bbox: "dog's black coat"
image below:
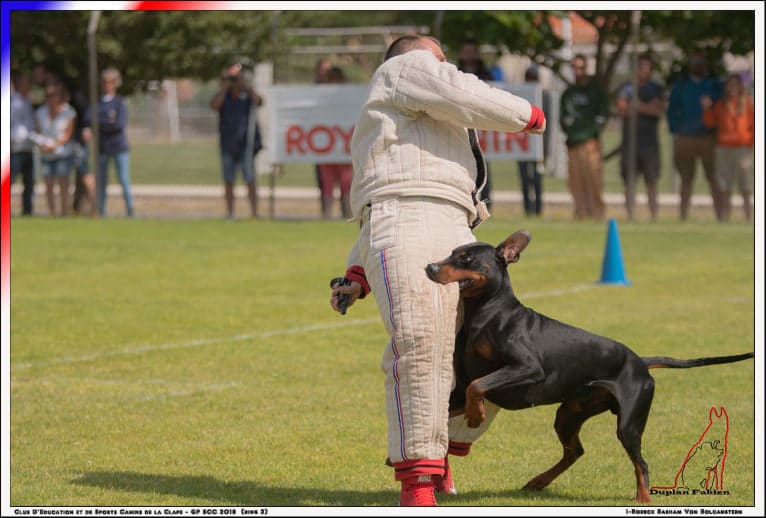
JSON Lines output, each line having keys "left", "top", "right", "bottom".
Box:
{"left": 425, "top": 230, "right": 753, "bottom": 502}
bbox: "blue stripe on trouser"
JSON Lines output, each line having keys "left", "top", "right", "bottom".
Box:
{"left": 380, "top": 248, "right": 407, "bottom": 461}
{"left": 361, "top": 198, "right": 477, "bottom": 463}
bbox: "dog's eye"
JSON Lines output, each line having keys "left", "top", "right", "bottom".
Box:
{"left": 458, "top": 254, "right": 473, "bottom": 265}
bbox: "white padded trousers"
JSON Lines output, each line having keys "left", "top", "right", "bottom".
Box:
{"left": 358, "top": 196, "right": 475, "bottom": 463}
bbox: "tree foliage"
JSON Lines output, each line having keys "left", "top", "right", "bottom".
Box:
{"left": 407, "top": 10, "right": 755, "bottom": 90}
{"left": 9, "top": 9, "right": 755, "bottom": 95}
{"left": 647, "top": 10, "right": 755, "bottom": 82}
{"left": 10, "top": 10, "right": 275, "bottom": 94}
{"left": 419, "top": 10, "right": 565, "bottom": 60}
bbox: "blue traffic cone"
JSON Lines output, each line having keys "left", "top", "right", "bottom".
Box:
{"left": 598, "top": 218, "right": 631, "bottom": 286}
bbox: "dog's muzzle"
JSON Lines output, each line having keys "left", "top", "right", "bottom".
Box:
{"left": 425, "top": 263, "right": 442, "bottom": 282}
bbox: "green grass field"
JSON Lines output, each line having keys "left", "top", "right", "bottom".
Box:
{"left": 9, "top": 216, "right": 755, "bottom": 508}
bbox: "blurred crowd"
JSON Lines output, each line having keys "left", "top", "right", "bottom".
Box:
{"left": 570, "top": 50, "right": 754, "bottom": 223}
{"left": 11, "top": 43, "right": 754, "bottom": 223}
{"left": 10, "top": 63, "right": 134, "bottom": 218}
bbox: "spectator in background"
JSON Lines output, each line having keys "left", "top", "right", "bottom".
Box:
{"left": 327, "top": 66, "right": 344, "bottom": 81}
{"left": 517, "top": 65, "right": 549, "bottom": 217}
{"left": 10, "top": 71, "right": 36, "bottom": 216}
{"left": 314, "top": 57, "right": 332, "bottom": 84}
{"left": 667, "top": 52, "right": 724, "bottom": 221}
{"left": 89, "top": 67, "right": 134, "bottom": 217}
{"left": 615, "top": 54, "right": 665, "bottom": 222}
{"left": 35, "top": 80, "right": 76, "bottom": 217}
{"left": 457, "top": 39, "right": 494, "bottom": 205}
{"left": 702, "top": 73, "right": 754, "bottom": 222}
{"left": 457, "top": 39, "right": 493, "bottom": 81}
{"left": 210, "top": 63, "right": 263, "bottom": 219}
{"left": 70, "top": 83, "right": 96, "bottom": 216}
{"left": 317, "top": 66, "right": 354, "bottom": 219}
{"left": 489, "top": 48, "right": 506, "bottom": 82}
{"left": 29, "top": 62, "right": 52, "bottom": 108}
{"left": 314, "top": 57, "right": 333, "bottom": 216}
{"left": 559, "top": 53, "right": 609, "bottom": 220}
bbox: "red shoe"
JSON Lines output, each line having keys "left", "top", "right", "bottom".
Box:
{"left": 400, "top": 475, "right": 438, "bottom": 506}
{"left": 433, "top": 456, "right": 457, "bottom": 495}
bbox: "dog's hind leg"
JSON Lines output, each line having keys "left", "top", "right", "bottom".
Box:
{"left": 613, "top": 376, "right": 655, "bottom": 503}
{"left": 523, "top": 392, "right": 612, "bottom": 491}
{"left": 610, "top": 374, "right": 654, "bottom": 503}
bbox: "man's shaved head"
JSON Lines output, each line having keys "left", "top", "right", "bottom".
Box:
{"left": 384, "top": 35, "right": 445, "bottom": 62}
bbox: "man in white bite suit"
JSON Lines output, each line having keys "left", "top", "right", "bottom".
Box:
{"left": 330, "top": 35, "right": 546, "bottom": 506}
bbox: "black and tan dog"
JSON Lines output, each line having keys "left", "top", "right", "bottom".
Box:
{"left": 425, "top": 230, "right": 753, "bottom": 503}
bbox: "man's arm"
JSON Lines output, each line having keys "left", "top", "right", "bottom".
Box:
{"left": 666, "top": 81, "right": 683, "bottom": 134}
{"left": 635, "top": 83, "right": 666, "bottom": 118}
{"left": 343, "top": 237, "right": 370, "bottom": 300}
{"left": 247, "top": 87, "right": 264, "bottom": 107}
{"left": 210, "top": 82, "right": 228, "bottom": 111}
{"left": 558, "top": 88, "right": 576, "bottom": 135}
{"left": 701, "top": 99, "right": 718, "bottom": 129}
{"left": 615, "top": 83, "right": 632, "bottom": 117}
{"left": 391, "top": 50, "right": 544, "bottom": 134}
{"left": 636, "top": 98, "right": 665, "bottom": 118}
{"left": 594, "top": 83, "right": 610, "bottom": 133}
{"left": 330, "top": 236, "right": 371, "bottom": 314}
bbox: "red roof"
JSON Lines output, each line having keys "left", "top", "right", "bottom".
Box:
{"left": 548, "top": 12, "right": 599, "bottom": 43}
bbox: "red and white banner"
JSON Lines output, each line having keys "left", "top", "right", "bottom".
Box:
{"left": 268, "top": 83, "right": 544, "bottom": 164}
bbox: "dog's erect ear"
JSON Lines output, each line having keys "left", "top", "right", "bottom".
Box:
{"left": 496, "top": 230, "right": 532, "bottom": 265}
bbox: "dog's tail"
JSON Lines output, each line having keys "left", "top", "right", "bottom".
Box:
{"left": 643, "top": 352, "right": 753, "bottom": 370}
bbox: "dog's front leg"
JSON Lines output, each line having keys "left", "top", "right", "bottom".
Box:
{"left": 465, "top": 365, "right": 543, "bottom": 427}
{"left": 464, "top": 395, "right": 485, "bottom": 428}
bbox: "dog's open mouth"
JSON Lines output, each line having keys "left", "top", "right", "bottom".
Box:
{"left": 425, "top": 264, "right": 485, "bottom": 293}
{"left": 457, "top": 273, "right": 486, "bottom": 296}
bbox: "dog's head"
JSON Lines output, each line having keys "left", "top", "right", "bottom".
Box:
{"left": 425, "top": 230, "right": 531, "bottom": 299}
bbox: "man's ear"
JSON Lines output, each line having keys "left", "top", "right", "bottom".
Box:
{"left": 496, "top": 230, "right": 532, "bottom": 265}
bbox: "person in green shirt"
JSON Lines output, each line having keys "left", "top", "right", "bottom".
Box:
{"left": 559, "top": 54, "right": 610, "bottom": 220}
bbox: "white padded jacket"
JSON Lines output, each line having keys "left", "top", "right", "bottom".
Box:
{"left": 349, "top": 49, "right": 538, "bottom": 220}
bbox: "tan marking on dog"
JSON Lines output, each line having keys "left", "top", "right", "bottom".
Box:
{"left": 473, "top": 340, "right": 495, "bottom": 361}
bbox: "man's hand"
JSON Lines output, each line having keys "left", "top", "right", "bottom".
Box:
{"left": 330, "top": 280, "right": 363, "bottom": 314}
{"left": 615, "top": 98, "right": 630, "bottom": 117}
{"left": 40, "top": 141, "right": 57, "bottom": 153}
{"left": 523, "top": 105, "right": 546, "bottom": 134}
{"left": 248, "top": 88, "right": 264, "bottom": 107}
{"left": 526, "top": 117, "right": 546, "bottom": 135}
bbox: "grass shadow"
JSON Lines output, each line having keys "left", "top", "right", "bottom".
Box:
{"left": 70, "top": 471, "right": 624, "bottom": 507}
{"left": 71, "top": 471, "right": 386, "bottom": 506}
{"left": 458, "top": 488, "right": 630, "bottom": 506}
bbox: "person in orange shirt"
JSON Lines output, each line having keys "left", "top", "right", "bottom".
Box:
{"left": 702, "top": 74, "right": 754, "bottom": 222}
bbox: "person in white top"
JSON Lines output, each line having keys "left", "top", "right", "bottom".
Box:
{"left": 10, "top": 71, "right": 37, "bottom": 215}
{"left": 35, "top": 80, "right": 76, "bottom": 217}
{"left": 329, "top": 35, "right": 545, "bottom": 506}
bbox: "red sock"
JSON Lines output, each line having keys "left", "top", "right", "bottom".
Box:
{"left": 448, "top": 441, "right": 472, "bottom": 456}
{"left": 393, "top": 458, "right": 446, "bottom": 481}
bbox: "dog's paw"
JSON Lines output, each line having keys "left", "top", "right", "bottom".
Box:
{"left": 465, "top": 399, "right": 486, "bottom": 428}
{"left": 522, "top": 477, "right": 549, "bottom": 491}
